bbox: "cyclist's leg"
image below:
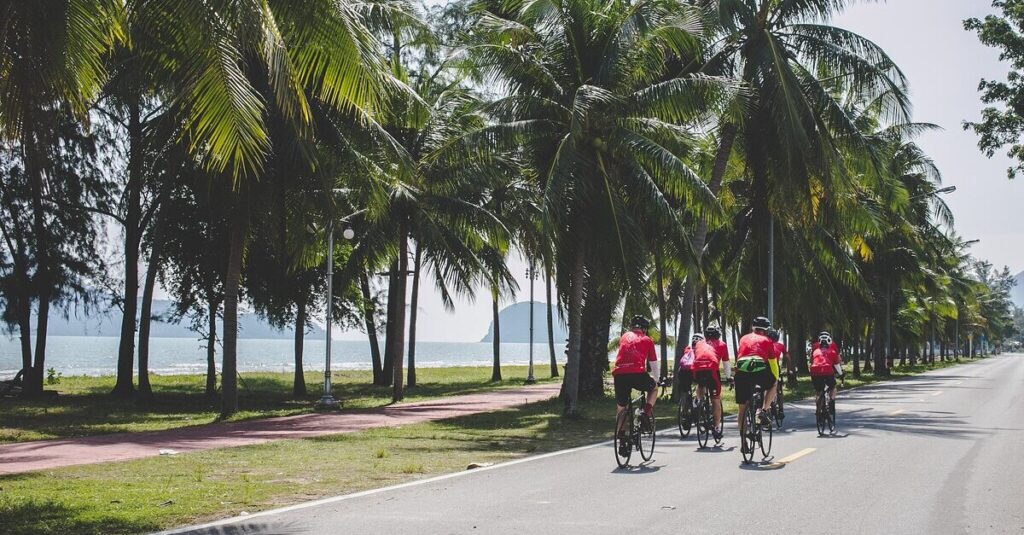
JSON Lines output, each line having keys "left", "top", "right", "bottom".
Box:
{"left": 711, "top": 370, "right": 723, "bottom": 430}
{"left": 828, "top": 375, "right": 837, "bottom": 402}
{"left": 811, "top": 376, "right": 826, "bottom": 412}
{"left": 735, "top": 370, "right": 752, "bottom": 435}
{"left": 643, "top": 374, "right": 658, "bottom": 413}
{"left": 613, "top": 375, "right": 631, "bottom": 434}
{"left": 762, "top": 368, "right": 778, "bottom": 413}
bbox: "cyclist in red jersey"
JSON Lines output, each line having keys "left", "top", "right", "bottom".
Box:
{"left": 734, "top": 317, "right": 777, "bottom": 447}
{"left": 810, "top": 332, "right": 843, "bottom": 405}
{"left": 767, "top": 329, "right": 790, "bottom": 418}
{"left": 613, "top": 316, "right": 659, "bottom": 452}
{"left": 703, "top": 326, "right": 732, "bottom": 379}
{"left": 692, "top": 329, "right": 727, "bottom": 440}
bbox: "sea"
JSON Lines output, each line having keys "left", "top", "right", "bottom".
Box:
{"left": 0, "top": 336, "right": 570, "bottom": 377}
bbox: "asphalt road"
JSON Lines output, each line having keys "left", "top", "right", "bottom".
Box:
{"left": 163, "top": 354, "right": 1024, "bottom": 535}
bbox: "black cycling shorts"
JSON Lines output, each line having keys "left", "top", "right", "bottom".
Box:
{"left": 812, "top": 375, "right": 836, "bottom": 392}
{"left": 613, "top": 373, "right": 656, "bottom": 406}
{"left": 734, "top": 368, "right": 776, "bottom": 405}
{"left": 677, "top": 367, "right": 693, "bottom": 392}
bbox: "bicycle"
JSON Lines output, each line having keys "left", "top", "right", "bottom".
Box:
{"left": 740, "top": 384, "right": 773, "bottom": 464}
{"left": 676, "top": 379, "right": 697, "bottom": 438}
{"left": 815, "top": 376, "right": 843, "bottom": 436}
{"left": 693, "top": 376, "right": 722, "bottom": 448}
{"left": 614, "top": 390, "right": 656, "bottom": 467}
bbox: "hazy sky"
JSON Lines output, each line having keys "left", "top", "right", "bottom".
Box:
{"left": 352, "top": 0, "right": 1022, "bottom": 343}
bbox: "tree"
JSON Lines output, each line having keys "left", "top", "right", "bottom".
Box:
{"left": 965, "top": 1, "right": 1024, "bottom": 179}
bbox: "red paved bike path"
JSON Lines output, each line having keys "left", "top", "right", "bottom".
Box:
{"left": 0, "top": 382, "right": 561, "bottom": 476}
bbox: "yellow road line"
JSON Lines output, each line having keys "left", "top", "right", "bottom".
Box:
{"left": 889, "top": 409, "right": 905, "bottom": 416}
{"left": 775, "top": 448, "right": 816, "bottom": 464}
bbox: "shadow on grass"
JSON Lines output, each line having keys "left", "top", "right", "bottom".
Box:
{"left": 0, "top": 498, "right": 160, "bottom": 535}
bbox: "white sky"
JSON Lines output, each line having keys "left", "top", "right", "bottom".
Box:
{"left": 151, "top": 0, "right": 1023, "bottom": 344}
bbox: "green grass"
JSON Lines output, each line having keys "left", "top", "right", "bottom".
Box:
{"left": 0, "top": 357, "right": 983, "bottom": 535}
{"left": 0, "top": 366, "right": 557, "bottom": 443}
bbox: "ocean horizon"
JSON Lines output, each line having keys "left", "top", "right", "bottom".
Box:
{"left": 0, "top": 335, "right": 578, "bottom": 377}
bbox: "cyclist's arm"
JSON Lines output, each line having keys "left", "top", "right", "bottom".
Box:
{"left": 647, "top": 341, "right": 659, "bottom": 379}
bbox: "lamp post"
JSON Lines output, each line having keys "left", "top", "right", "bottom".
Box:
{"left": 525, "top": 263, "right": 538, "bottom": 384}
{"left": 909, "top": 185, "right": 956, "bottom": 201}
{"left": 316, "top": 220, "right": 355, "bottom": 409}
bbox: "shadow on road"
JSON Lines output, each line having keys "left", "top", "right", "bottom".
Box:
{"left": 176, "top": 521, "right": 307, "bottom": 535}
{"left": 611, "top": 463, "right": 663, "bottom": 474}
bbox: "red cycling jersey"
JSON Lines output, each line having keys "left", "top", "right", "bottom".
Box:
{"left": 707, "top": 338, "right": 730, "bottom": 362}
{"left": 810, "top": 346, "right": 841, "bottom": 376}
{"left": 773, "top": 341, "right": 787, "bottom": 361}
{"left": 737, "top": 332, "right": 774, "bottom": 361}
{"left": 692, "top": 340, "right": 721, "bottom": 371}
{"left": 613, "top": 329, "right": 657, "bottom": 376}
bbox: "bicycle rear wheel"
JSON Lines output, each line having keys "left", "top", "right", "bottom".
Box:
{"left": 614, "top": 409, "right": 631, "bottom": 468}
{"left": 815, "top": 393, "right": 827, "bottom": 436}
{"left": 759, "top": 411, "right": 773, "bottom": 458}
{"left": 741, "top": 404, "right": 756, "bottom": 463}
{"left": 638, "top": 408, "right": 656, "bottom": 461}
{"left": 696, "top": 401, "right": 710, "bottom": 448}
{"left": 828, "top": 398, "right": 837, "bottom": 434}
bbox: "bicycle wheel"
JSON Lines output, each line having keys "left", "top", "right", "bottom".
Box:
{"left": 677, "top": 394, "right": 692, "bottom": 438}
{"left": 759, "top": 410, "right": 773, "bottom": 458}
{"left": 815, "top": 393, "right": 827, "bottom": 436}
{"left": 614, "top": 409, "right": 631, "bottom": 468}
{"left": 828, "top": 398, "right": 837, "bottom": 434}
{"left": 696, "top": 401, "right": 710, "bottom": 448}
{"left": 741, "top": 404, "right": 756, "bottom": 463}
{"left": 638, "top": 407, "right": 656, "bottom": 461}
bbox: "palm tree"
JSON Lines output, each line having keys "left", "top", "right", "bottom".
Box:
{"left": 463, "top": 0, "right": 725, "bottom": 414}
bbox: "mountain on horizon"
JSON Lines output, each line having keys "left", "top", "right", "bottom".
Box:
{"left": 1013, "top": 271, "right": 1024, "bottom": 309}
{"left": 40, "top": 299, "right": 325, "bottom": 339}
{"left": 480, "top": 301, "right": 568, "bottom": 343}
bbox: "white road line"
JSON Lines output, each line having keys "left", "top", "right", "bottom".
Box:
{"left": 889, "top": 409, "right": 905, "bottom": 416}
{"left": 931, "top": 391, "right": 943, "bottom": 397}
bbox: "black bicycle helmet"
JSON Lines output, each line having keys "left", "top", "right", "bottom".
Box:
{"left": 752, "top": 316, "right": 771, "bottom": 331}
{"left": 691, "top": 333, "right": 705, "bottom": 345}
{"left": 630, "top": 315, "right": 650, "bottom": 331}
{"left": 704, "top": 326, "right": 721, "bottom": 339}
{"left": 767, "top": 329, "right": 780, "bottom": 342}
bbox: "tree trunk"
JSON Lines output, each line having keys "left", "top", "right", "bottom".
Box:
{"left": 293, "top": 298, "right": 307, "bottom": 397}
{"left": 560, "top": 248, "right": 585, "bottom": 416}
{"left": 546, "top": 270, "right": 558, "bottom": 377}
{"left": 391, "top": 230, "right": 409, "bottom": 402}
{"left": 676, "top": 123, "right": 738, "bottom": 372}
{"left": 407, "top": 246, "right": 422, "bottom": 388}
{"left": 490, "top": 283, "right": 502, "bottom": 382}
{"left": 24, "top": 129, "right": 46, "bottom": 396}
{"left": 17, "top": 294, "right": 31, "bottom": 377}
{"left": 360, "top": 270, "right": 384, "bottom": 385}
{"left": 137, "top": 237, "right": 161, "bottom": 400}
{"left": 113, "top": 101, "right": 144, "bottom": 398}
{"left": 655, "top": 247, "right": 668, "bottom": 380}
{"left": 852, "top": 332, "right": 861, "bottom": 377}
{"left": 220, "top": 194, "right": 248, "bottom": 418}
{"left": 206, "top": 299, "right": 218, "bottom": 397}
{"left": 579, "top": 278, "right": 614, "bottom": 400}
{"left": 794, "top": 320, "right": 808, "bottom": 375}
{"left": 381, "top": 260, "right": 398, "bottom": 387}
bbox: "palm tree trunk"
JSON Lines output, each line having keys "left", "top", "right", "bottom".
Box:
{"left": 407, "top": 245, "right": 422, "bottom": 388}
{"left": 360, "top": 270, "right": 384, "bottom": 385}
{"left": 391, "top": 229, "right": 409, "bottom": 402}
{"left": 852, "top": 332, "right": 861, "bottom": 377}
{"left": 220, "top": 194, "right": 248, "bottom": 418}
{"left": 381, "top": 261, "right": 398, "bottom": 387}
{"left": 17, "top": 291, "right": 31, "bottom": 377}
{"left": 676, "top": 122, "right": 738, "bottom": 370}
{"left": 546, "top": 270, "right": 558, "bottom": 377}
{"left": 655, "top": 247, "right": 668, "bottom": 380}
{"left": 137, "top": 238, "right": 161, "bottom": 400}
{"left": 26, "top": 137, "right": 48, "bottom": 397}
{"left": 293, "top": 297, "right": 307, "bottom": 397}
{"left": 490, "top": 283, "right": 502, "bottom": 382}
{"left": 205, "top": 298, "right": 218, "bottom": 397}
{"left": 561, "top": 248, "right": 585, "bottom": 416}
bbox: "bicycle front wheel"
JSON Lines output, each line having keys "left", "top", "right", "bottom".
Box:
{"left": 614, "top": 409, "right": 631, "bottom": 468}
{"left": 639, "top": 409, "right": 656, "bottom": 461}
{"left": 816, "top": 394, "right": 827, "bottom": 436}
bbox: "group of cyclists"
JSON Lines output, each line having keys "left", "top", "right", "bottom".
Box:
{"left": 612, "top": 314, "right": 845, "bottom": 461}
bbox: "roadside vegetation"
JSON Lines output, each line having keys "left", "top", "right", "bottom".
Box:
{"left": 0, "top": 366, "right": 556, "bottom": 443}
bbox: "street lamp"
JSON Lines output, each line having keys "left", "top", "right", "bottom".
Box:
{"left": 316, "top": 222, "right": 355, "bottom": 409}
{"left": 525, "top": 263, "right": 539, "bottom": 384}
